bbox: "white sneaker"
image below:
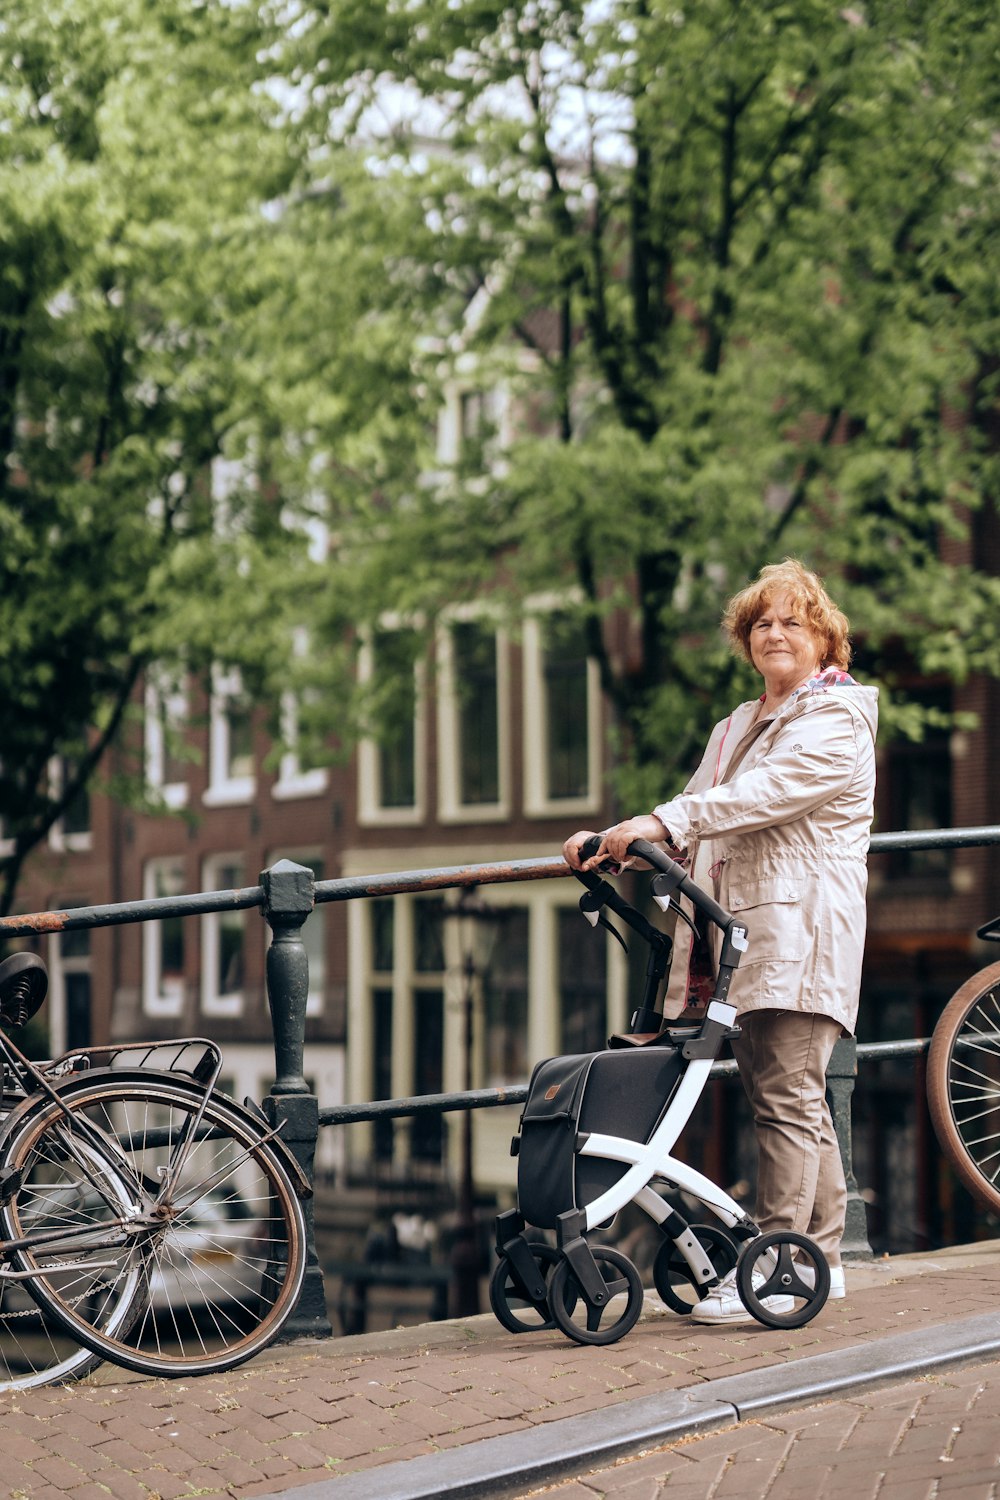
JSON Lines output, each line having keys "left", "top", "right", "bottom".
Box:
{"left": 796, "top": 1263, "right": 846, "bottom": 1299}
{"left": 690, "top": 1266, "right": 794, "bottom": 1325}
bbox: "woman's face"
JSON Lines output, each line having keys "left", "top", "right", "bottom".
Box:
{"left": 748, "top": 590, "right": 825, "bottom": 692}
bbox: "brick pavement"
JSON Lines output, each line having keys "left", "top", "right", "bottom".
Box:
{"left": 523, "top": 1357, "right": 1000, "bottom": 1498}
{"left": 1, "top": 1244, "right": 999, "bottom": 1500}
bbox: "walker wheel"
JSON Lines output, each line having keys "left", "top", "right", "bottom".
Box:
{"left": 735, "top": 1230, "right": 831, "bottom": 1329}
{"left": 489, "top": 1244, "right": 565, "bottom": 1333}
{"left": 548, "top": 1245, "right": 644, "bottom": 1347}
{"left": 653, "top": 1223, "right": 739, "bottom": 1314}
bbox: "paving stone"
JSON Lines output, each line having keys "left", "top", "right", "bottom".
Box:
{"left": 2, "top": 1256, "right": 1000, "bottom": 1500}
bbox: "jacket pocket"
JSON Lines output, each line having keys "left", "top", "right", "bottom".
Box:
{"left": 724, "top": 878, "right": 808, "bottom": 965}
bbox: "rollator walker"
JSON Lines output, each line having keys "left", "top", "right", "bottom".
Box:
{"left": 490, "top": 837, "right": 832, "bottom": 1346}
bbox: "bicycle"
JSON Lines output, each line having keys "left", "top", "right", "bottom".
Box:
{"left": 0, "top": 951, "right": 310, "bottom": 1392}
{"left": 927, "top": 915, "right": 1000, "bottom": 1216}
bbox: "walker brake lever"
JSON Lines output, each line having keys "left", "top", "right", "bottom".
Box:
{"left": 578, "top": 889, "right": 629, "bottom": 952}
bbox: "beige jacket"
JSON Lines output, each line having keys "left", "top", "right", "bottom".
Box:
{"left": 653, "top": 679, "right": 879, "bottom": 1035}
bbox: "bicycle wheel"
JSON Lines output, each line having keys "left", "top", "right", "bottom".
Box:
{"left": 0, "top": 1136, "right": 146, "bottom": 1391}
{"left": 1, "top": 1075, "right": 307, "bottom": 1378}
{"left": 927, "top": 960, "right": 1000, "bottom": 1216}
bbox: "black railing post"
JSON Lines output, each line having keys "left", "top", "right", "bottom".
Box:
{"left": 261, "top": 858, "right": 331, "bottom": 1339}
{"left": 827, "top": 1035, "right": 873, "bottom": 1260}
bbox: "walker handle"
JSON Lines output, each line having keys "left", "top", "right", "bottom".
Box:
{"left": 625, "top": 839, "right": 749, "bottom": 991}
{"left": 575, "top": 837, "right": 748, "bottom": 1004}
{"left": 624, "top": 838, "right": 736, "bottom": 932}
{"left": 578, "top": 835, "right": 737, "bottom": 932}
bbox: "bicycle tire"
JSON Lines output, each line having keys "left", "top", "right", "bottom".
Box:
{"left": 927, "top": 959, "right": 1000, "bottom": 1216}
{"left": 0, "top": 1136, "right": 147, "bottom": 1391}
{"left": 1, "top": 1074, "right": 307, "bottom": 1378}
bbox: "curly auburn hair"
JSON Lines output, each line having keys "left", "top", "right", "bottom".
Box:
{"left": 722, "top": 559, "right": 852, "bottom": 671}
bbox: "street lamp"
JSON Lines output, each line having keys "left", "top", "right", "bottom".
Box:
{"left": 442, "top": 885, "right": 504, "bottom": 1318}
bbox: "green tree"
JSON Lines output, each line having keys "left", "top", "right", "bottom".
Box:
{"left": 286, "top": 0, "right": 1000, "bottom": 806}
{"left": 0, "top": 0, "right": 322, "bottom": 915}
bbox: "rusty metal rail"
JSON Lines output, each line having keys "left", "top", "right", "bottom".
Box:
{"left": 0, "top": 826, "right": 995, "bottom": 1337}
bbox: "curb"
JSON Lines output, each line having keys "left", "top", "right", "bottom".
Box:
{"left": 256, "top": 1309, "right": 1000, "bottom": 1500}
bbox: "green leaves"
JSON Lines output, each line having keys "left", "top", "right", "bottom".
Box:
{"left": 282, "top": 0, "right": 1000, "bottom": 796}
{"left": 0, "top": 0, "right": 320, "bottom": 912}
{"left": 4, "top": 0, "right": 1000, "bottom": 913}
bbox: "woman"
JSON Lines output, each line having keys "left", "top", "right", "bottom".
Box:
{"left": 563, "top": 559, "right": 878, "bottom": 1324}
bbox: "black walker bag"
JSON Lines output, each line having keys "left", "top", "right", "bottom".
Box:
{"left": 514, "top": 1047, "right": 685, "bottom": 1230}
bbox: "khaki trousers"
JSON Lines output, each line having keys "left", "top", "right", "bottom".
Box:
{"left": 731, "top": 1009, "right": 847, "bottom": 1268}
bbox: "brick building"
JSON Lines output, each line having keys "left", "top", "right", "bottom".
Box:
{"left": 9, "top": 391, "right": 1000, "bottom": 1253}
{"left": 11, "top": 601, "right": 1000, "bottom": 1256}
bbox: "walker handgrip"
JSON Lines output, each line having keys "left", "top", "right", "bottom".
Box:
{"left": 625, "top": 838, "right": 736, "bottom": 932}
{"left": 577, "top": 834, "right": 613, "bottom": 869}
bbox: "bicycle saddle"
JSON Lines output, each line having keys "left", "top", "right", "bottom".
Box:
{"left": 0, "top": 952, "right": 48, "bottom": 1029}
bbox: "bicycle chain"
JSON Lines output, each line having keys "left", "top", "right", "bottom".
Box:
{"left": 0, "top": 1259, "right": 142, "bottom": 1322}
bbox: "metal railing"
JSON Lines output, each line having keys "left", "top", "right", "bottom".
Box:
{"left": 1, "top": 826, "right": 998, "bottom": 1337}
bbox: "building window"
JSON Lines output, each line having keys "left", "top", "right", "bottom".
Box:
{"left": 884, "top": 688, "right": 952, "bottom": 881}
{"left": 372, "top": 986, "right": 394, "bottom": 1162}
{"left": 370, "top": 898, "right": 395, "bottom": 1162}
{"left": 359, "top": 894, "right": 446, "bottom": 1164}
{"left": 436, "top": 375, "right": 508, "bottom": 467}
{"left": 371, "top": 896, "right": 395, "bottom": 975}
{"left": 523, "top": 605, "right": 601, "bottom": 816}
{"left": 483, "top": 908, "right": 529, "bottom": 1086}
{"left": 411, "top": 987, "right": 444, "bottom": 1162}
{"left": 558, "top": 907, "right": 608, "bottom": 1054}
{"left": 201, "top": 854, "right": 246, "bottom": 1016}
{"left": 438, "top": 616, "right": 509, "bottom": 822}
{"left": 204, "top": 666, "right": 255, "bottom": 807}
{"left": 458, "top": 388, "right": 499, "bottom": 457}
{"left": 346, "top": 877, "right": 626, "bottom": 1188}
{"left": 357, "top": 624, "right": 425, "bottom": 826}
{"left": 414, "top": 895, "right": 446, "bottom": 974}
{"left": 272, "top": 629, "right": 328, "bottom": 802}
{"left": 143, "top": 858, "right": 187, "bottom": 1017}
{"left": 412, "top": 896, "right": 446, "bottom": 1160}
{"left": 47, "top": 757, "right": 92, "bottom": 852}
{"left": 144, "top": 671, "right": 189, "bottom": 809}
{"left": 272, "top": 699, "right": 328, "bottom": 800}
{"left": 45, "top": 925, "right": 92, "bottom": 1056}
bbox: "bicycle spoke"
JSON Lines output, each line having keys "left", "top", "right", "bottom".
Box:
{"left": 929, "top": 967, "right": 1000, "bottom": 1217}
{"left": 0, "top": 1136, "right": 145, "bottom": 1392}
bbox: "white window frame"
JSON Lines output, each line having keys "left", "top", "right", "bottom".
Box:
{"left": 343, "top": 845, "right": 628, "bottom": 1185}
{"left": 281, "top": 492, "right": 329, "bottom": 564}
{"left": 203, "top": 665, "right": 255, "bottom": 808}
{"left": 46, "top": 929, "right": 91, "bottom": 1058}
{"left": 357, "top": 617, "right": 427, "bottom": 828}
{"left": 200, "top": 852, "right": 247, "bottom": 1017}
{"left": 47, "top": 756, "right": 92, "bottom": 853}
{"left": 272, "top": 629, "right": 329, "bottom": 802}
{"left": 142, "top": 857, "right": 187, "bottom": 1018}
{"left": 436, "top": 608, "right": 511, "bottom": 824}
{"left": 272, "top": 707, "right": 329, "bottom": 801}
{"left": 210, "top": 452, "right": 255, "bottom": 538}
{"left": 435, "top": 350, "right": 517, "bottom": 469}
{"left": 144, "top": 671, "right": 189, "bottom": 810}
{"left": 522, "top": 597, "right": 603, "bottom": 818}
